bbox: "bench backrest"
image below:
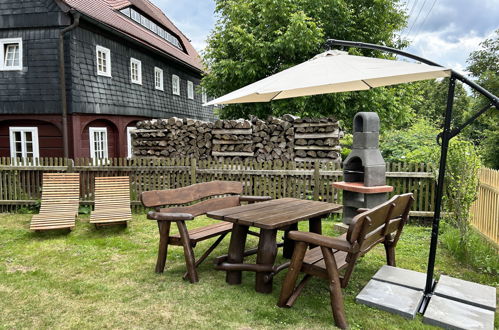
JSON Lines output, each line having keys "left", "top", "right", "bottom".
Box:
{"left": 39, "top": 173, "right": 80, "bottom": 214}
{"left": 140, "top": 181, "right": 244, "bottom": 217}
{"left": 94, "top": 176, "right": 131, "bottom": 210}
{"left": 347, "top": 193, "right": 414, "bottom": 256}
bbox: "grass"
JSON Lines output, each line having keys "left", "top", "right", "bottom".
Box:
{"left": 0, "top": 214, "right": 497, "bottom": 329}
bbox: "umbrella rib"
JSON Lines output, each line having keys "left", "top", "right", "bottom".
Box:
{"left": 269, "top": 91, "right": 282, "bottom": 101}
{"left": 361, "top": 79, "right": 373, "bottom": 89}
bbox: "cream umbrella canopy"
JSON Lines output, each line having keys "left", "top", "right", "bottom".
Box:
{"left": 204, "top": 50, "right": 451, "bottom": 106}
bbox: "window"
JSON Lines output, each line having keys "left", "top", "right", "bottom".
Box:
{"left": 130, "top": 8, "right": 140, "bottom": 22}
{"left": 127, "top": 127, "right": 135, "bottom": 159}
{"left": 0, "top": 38, "right": 22, "bottom": 71}
{"left": 9, "top": 127, "right": 39, "bottom": 160}
{"left": 96, "top": 45, "right": 111, "bottom": 77}
{"left": 130, "top": 58, "right": 142, "bottom": 85}
{"left": 187, "top": 81, "right": 194, "bottom": 99}
{"left": 154, "top": 67, "right": 164, "bottom": 90}
{"left": 202, "top": 87, "right": 208, "bottom": 104}
{"left": 89, "top": 127, "right": 108, "bottom": 160}
{"left": 118, "top": 6, "right": 183, "bottom": 51}
{"left": 172, "top": 74, "right": 180, "bottom": 95}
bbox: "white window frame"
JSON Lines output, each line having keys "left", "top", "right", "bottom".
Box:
{"left": 89, "top": 127, "right": 109, "bottom": 160}
{"left": 187, "top": 81, "right": 194, "bottom": 100}
{"left": 154, "top": 67, "right": 164, "bottom": 91}
{"left": 9, "top": 127, "right": 39, "bottom": 160}
{"left": 172, "top": 74, "right": 180, "bottom": 95}
{"left": 96, "top": 45, "right": 111, "bottom": 77}
{"left": 201, "top": 87, "right": 208, "bottom": 104}
{"left": 130, "top": 58, "right": 142, "bottom": 85}
{"left": 0, "top": 38, "right": 23, "bottom": 71}
{"left": 127, "top": 127, "right": 135, "bottom": 159}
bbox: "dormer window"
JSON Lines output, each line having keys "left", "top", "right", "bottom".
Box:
{"left": 120, "top": 7, "right": 184, "bottom": 51}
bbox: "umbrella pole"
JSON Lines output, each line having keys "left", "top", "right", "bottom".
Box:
{"left": 420, "top": 76, "right": 456, "bottom": 311}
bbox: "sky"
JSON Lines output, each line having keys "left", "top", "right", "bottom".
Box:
{"left": 157, "top": 0, "right": 498, "bottom": 75}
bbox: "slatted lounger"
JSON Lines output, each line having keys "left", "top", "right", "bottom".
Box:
{"left": 30, "top": 173, "right": 80, "bottom": 231}
{"left": 90, "top": 176, "right": 132, "bottom": 227}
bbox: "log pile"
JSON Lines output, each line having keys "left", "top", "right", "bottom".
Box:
{"left": 252, "top": 115, "right": 295, "bottom": 162}
{"left": 132, "top": 115, "right": 342, "bottom": 162}
{"left": 212, "top": 119, "right": 253, "bottom": 159}
{"left": 293, "top": 117, "right": 342, "bottom": 162}
{"left": 132, "top": 117, "right": 213, "bottom": 158}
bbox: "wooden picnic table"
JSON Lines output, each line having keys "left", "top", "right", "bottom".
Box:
{"left": 208, "top": 198, "right": 342, "bottom": 293}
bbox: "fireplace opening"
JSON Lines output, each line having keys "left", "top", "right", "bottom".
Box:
{"left": 344, "top": 156, "right": 364, "bottom": 182}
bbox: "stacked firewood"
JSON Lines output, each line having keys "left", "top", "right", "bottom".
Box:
{"left": 211, "top": 119, "right": 253, "bottom": 159}
{"left": 133, "top": 117, "right": 213, "bottom": 158}
{"left": 252, "top": 115, "right": 295, "bottom": 162}
{"left": 132, "top": 115, "right": 342, "bottom": 162}
{"left": 293, "top": 117, "right": 342, "bottom": 162}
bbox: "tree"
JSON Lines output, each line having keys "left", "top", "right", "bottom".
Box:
{"left": 202, "top": 0, "right": 415, "bottom": 130}
{"left": 410, "top": 78, "right": 472, "bottom": 128}
{"left": 466, "top": 30, "right": 499, "bottom": 169}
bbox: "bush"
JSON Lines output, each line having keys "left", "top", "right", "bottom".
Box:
{"left": 437, "top": 139, "right": 481, "bottom": 244}
{"left": 380, "top": 118, "right": 439, "bottom": 163}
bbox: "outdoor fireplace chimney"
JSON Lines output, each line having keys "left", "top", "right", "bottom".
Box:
{"left": 333, "top": 112, "right": 393, "bottom": 224}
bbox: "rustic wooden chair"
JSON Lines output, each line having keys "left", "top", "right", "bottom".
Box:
{"left": 277, "top": 193, "right": 414, "bottom": 329}
{"left": 140, "top": 181, "right": 272, "bottom": 283}
{"left": 90, "top": 176, "right": 132, "bottom": 228}
{"left": 30, "top": 173, "right": 80, "bottom": 231}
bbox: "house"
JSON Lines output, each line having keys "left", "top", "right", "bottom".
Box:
{"left": 0, "top": 0, "right": 213, "bottom": 160}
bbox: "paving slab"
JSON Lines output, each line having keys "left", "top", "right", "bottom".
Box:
{"left": 356, "top": 279, "right": 424, "bottom": 319}
{"left": 372, "top": 265, "right": 427, "bottom": 291}
{"left": 434, "top": 275, "right": 496, "bottom": 311}
{"left": 423, "top": 295, "right": 495, "bottom": 330}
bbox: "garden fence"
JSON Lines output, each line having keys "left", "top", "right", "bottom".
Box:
{"left": 0, "top": 157, "right": 435, "bottom": 216}
{"left": 470, "top": 168, "right": 499, "bottom": 245}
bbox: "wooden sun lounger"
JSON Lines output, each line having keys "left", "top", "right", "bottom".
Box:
{"left": 30, "top": 173, "right": 80, "bottom": 231}
{"left": 90, "top": 176, "right": 132, "bottom": 227}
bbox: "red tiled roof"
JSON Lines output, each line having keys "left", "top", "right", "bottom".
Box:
{"left": 61, "top": 0, "right": 203, "bottom": 72}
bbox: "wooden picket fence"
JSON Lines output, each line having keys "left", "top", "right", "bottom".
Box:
{"left": 0, "top": 157, "right": 435, "bottom": 216}
{"left": 470, "top": 168, "right": 499, "bottom": 245}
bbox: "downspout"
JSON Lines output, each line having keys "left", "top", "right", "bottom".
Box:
{"left": 59, "top": 10, "right": 80, "bottom": 158}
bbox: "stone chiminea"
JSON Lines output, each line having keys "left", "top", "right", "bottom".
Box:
{"left": 333, "top": 112, "right": 393, "bottom": 225}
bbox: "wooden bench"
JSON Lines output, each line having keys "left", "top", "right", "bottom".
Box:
{"left": 277, "top": 193, "right": 414, "bottom": 329}
{"left": 30, "top": 173, "right": 80, "bottom": 231}
{"left": 141, "top": 181, "right": 271, "bottom": 283}
{"left": 90, "top": 176, "right": 132, "bottom": 228}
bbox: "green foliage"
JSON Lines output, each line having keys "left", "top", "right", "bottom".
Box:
{"left": 438, "top": 139, "right": 481, "bottom": 244}
{"left": 339, "top": 133, "right": 352, "bottom": 160}
{"left": 380, "top": 118, "right": 439, "bottom": 163}
{"left": 78, "top": 205, "right": 91, "bottom": 215}
{"left": 440, "top": 223, "right": 498, "bottom": 275}
{"left": 466, "top": 29, "right": 499, "bottom": 169}
{"left": 410, "top": 78, "right": 472, "bottom": 128}
{"left": 203, "top": 0, "right": 416, "bottom": 130}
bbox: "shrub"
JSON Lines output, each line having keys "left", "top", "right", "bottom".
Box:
{"left": 380, "top": 118, "right": 439, "bottom": 163}
{"left": 437, "top": 139, "right": 481, "bottom": 244}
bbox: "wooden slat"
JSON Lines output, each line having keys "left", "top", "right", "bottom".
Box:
{"left": 170, "top": 222, "right": 233, "bottom": 243}
{"left": 141, "top": 181, "right": 243, "bottom": 207}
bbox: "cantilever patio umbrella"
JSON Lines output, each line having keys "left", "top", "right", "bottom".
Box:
{"left": 204, "top": 40, "right": 499, "bottom": 311}
{"left": 204, "top": 49, "right": 451, "bottom": 105}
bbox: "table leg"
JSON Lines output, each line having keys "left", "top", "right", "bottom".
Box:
{"left": 309, "top": 216, "right": 323, "bottom": 248}
{"left": 255, "top": 229, "right": 278, "bottom": 293}
{"left": 226, "top": 223, "right": 249, "bottom": 285}
{"left": 283, "top": 223, "right": 298, "bottom": 259}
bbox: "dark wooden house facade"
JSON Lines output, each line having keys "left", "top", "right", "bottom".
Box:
{"left": 0, "top": 0, "right": 213, "bottom": 160}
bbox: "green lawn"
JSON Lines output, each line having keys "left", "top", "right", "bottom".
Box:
{"left": 0, "top": 214, "right": 497, "bottom": 329}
